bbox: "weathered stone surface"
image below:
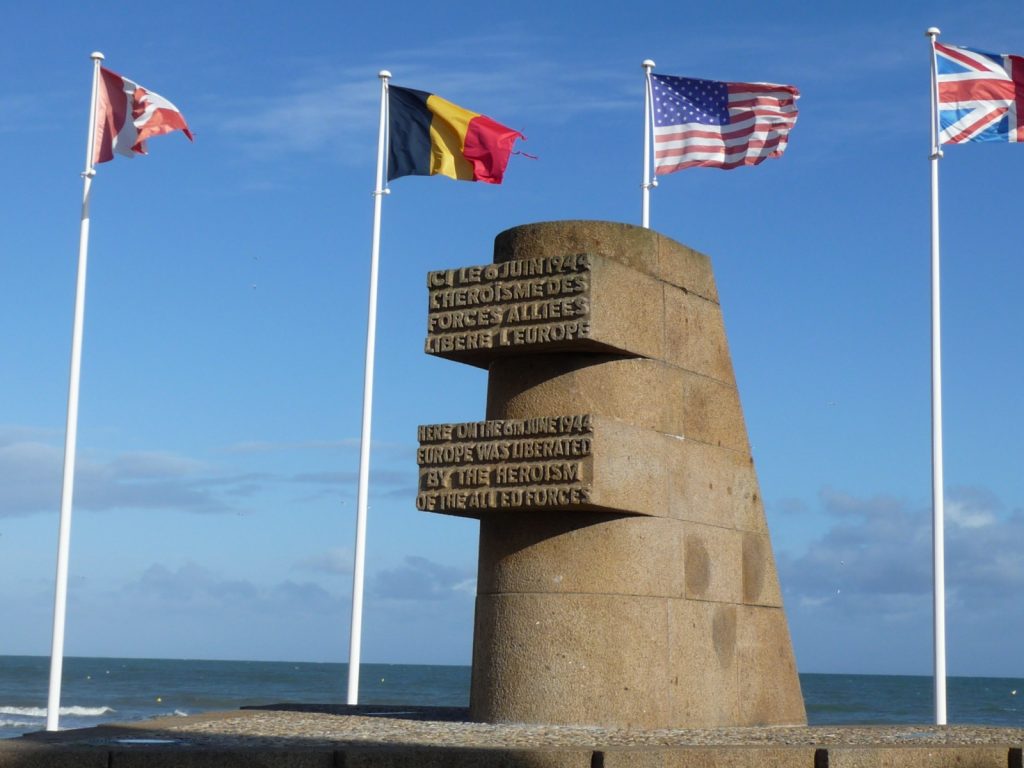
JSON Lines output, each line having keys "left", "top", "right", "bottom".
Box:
{"left": 472, "top": 591, "right": 806, "bottom": 729}
{"left": 493, "top": 220, "right": 719, "bottom": 302}
{"left": 9, "top": 711, "right": 1024, "bottom": 768}
{"left": 470, "top": 593, "right": 672, "bottom": 728}
{"left": 741, "top": 531, "right": 783, "bottom": 607}
{"left": 487, "top": 356, "right": 749, "bottom": 453}
{"left": 110, "top": 750, "right": 333, "bottom": 767}
{"left": 341, "top": 746, "right": 593, "bottom": 768}
{"left": 0, "top": 744, "right": 108, "bottom": 768}
{"left": 487, "top": 355, "right": 686, "bottom": 436}
{"left": 681, "top": 523, "right": 743, "bottom": 604}
{"left": 662, "top": 436, "right": 764, "bottom": 531}
{"left": 590, "top": 416, "right": 669, "bottom": 517}
{"left": 664, "top": 602, "right": 806, "bottom": 728}
{"left": 476, "top": 518, "right": 781, "bottom": 604}
{"left": 600, "top": 746, "right": 820, "bottom": 767}
{"left": 823, "top": 746, "right": 1011, "bottom": 768}
{"left": 667, "top": 600, "right": 739, "bottom": 727}
{"left": 663, "top": 287, "right": 735, "bottom": 384}
{"left": 477, "top": 514, "right": 686, "bottom": 598}
{"left": 676, "top": 370, "right": 750, "bottom": 454}
{"left": 734, "top": 606, "right": 805, "bottom": 725}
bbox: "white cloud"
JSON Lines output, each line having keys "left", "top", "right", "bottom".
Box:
{"left": 121, "top": 562, "right": 343, "bottom": 619}
{"left": 290, "top": 469, "right": 409, "bottom": 487}
{"left": 779, "top": 486, "right": 1024, "bottom": 675}
{"left": 774, "top": 496, "right": 810, "bottom": 515}
{"left": 225, "top": 437, "right": 412, "bottom": 461}
{"left": 372, "top": 555, "right": 475, "bottom": 602}
{"left": 0, "top": 423, "right": 421, "bottom": 517}
{"left": 782, "top": 486, "right": 1023, "bottom": 607}
{"left": 69, "top": 561, "right": 352, "bottom": 660}
{"left": 106, "top": 452, "right": 209, "bottom": 479}
{"left": 946, "top": 493, "right": 998, "bottom": 529}
{"left": 226, "top": 438, "right": 359, "bottom": 454}
{"left": 294, "top": 547, "right": 353, "bottom": 575}
{"left": 0, "top": 426, "right": 254, "bottom": 516}
{"left": 59, "top": 557, "right": 472, "bottom": 663}
{"left": 215, "top": 31, "right": 633, "bottom": 162}
{"left": 0, "top": 437, "right": 64, "bottom": 516}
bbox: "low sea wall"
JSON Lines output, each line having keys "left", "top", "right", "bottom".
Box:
{"left": 3, "top": 705, "right": 1023, "bottom": 767}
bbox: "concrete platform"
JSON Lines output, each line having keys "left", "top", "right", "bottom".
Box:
{"left": 4, "top": 705, "right": 1023, "bottom": 767}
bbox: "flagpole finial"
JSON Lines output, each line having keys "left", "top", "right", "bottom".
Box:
{"left": 926, "top": 27, "right": 941, "bottom": 38}
{"left": 91, "top": 51, "right": 104, "bottom": 61}
{"left": 642, "top": 59, "right": 656, "bottom": 70}
{"left": 379, "top": 70, "right": 391, "bottom": 80}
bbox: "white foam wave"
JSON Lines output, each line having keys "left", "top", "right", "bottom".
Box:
{"left": 0, "top": 705, "right": 114, "bottom": 718}
{"left": 0, "top": 719, "right": 37, "bottom": 729}
{"left": 173, "top": 709, "right": 189, "bottom": 717}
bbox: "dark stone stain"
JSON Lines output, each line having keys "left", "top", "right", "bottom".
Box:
{"left": 743, "top": 533, "right": 766, "bottom": 603}
{"left": 712, "top": 606, "right": 736, "bottom": 669}
{"left": 685, "top": 537, "right": 711, "bottom": 597}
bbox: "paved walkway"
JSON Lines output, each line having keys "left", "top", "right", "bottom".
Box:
{"left": 4, "top": 705, "right": 1024, "bottom": 767}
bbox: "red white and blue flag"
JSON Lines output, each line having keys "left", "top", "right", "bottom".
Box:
{"left": 935, "top": 42, "right": 1024, "bottom": 144}
{"left": 93, "top": 68, "right": 193, "bottom": 164}
{"left": 650, "top": 73, "right": 799, "bottom": 174}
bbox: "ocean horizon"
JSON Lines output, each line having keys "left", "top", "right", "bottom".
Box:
{"left": 2, "top": 655, "right": 1021, "bottom": 739}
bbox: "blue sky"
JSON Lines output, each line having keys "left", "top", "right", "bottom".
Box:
{"left": 3, "top": 0, "right": 1024, "bottom": 685}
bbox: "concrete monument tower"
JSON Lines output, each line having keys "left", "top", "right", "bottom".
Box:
{"left": 416, "top": 220, "right": 805, "bottom": 728}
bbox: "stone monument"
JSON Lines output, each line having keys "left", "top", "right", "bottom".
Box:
{"left": 416, "top": 220, "right": 806, "bottom": 728}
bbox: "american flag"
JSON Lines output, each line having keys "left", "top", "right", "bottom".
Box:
{"left": 650, "top": 73, "right": 799, "bottom": 174}
{"left": 935, "top": 42, "right": 1024, "bottom": 144}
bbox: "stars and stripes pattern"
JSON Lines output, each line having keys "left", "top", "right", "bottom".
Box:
{"left": 650, "top": 73, "right": 799, "bottom": 174}
{"left": 934, "top": 42, "right": 1024, "bottom": 144}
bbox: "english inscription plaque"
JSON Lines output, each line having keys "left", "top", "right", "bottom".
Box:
{"left": 416, "top": 415, "right": 593, "bottom": 515}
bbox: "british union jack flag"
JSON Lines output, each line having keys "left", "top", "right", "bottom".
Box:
{"left": 935, "top": 42, "right": 1024, "bottom": 144}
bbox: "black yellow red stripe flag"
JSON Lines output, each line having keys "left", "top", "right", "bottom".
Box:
{"left": 348, "top": 74, "right": 523, "bottom": 704}
{"left": 387, "top": 85, "right": 523, "bottom": 184}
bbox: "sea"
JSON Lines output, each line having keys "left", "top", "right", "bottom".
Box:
{"left": 1, "top": 656, "right": 1021, "bottom": 739}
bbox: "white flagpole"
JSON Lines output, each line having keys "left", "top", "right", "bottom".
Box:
{"left": 641, "top": 59, "right": 656, "bottom": 228}
{"left": 47, "top": 51, "right": 104, "bottom": 733}
{"left": 926, "top": 26, "right": 947, "bottom": 726}
{"left": 347, "top": 69, "right": 391, "bottom": 705}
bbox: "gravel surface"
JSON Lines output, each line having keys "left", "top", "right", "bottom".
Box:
{"left": 23, "top": 707, "right": 1024, "bottom": 750}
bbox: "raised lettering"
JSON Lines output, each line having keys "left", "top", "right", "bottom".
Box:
{"left": 425, "top": 254, "right": 597, "bottom": 359}
{"left": 416, "top": 416, "right": 596, "bottom": 514}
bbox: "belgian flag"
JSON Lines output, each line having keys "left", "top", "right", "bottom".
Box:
{"left": 388, "top": 85, "right": 523, "bottom": 184}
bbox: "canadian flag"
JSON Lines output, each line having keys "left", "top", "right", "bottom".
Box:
{"left": 93, "top": 67, "right": 193, "bottom": 164}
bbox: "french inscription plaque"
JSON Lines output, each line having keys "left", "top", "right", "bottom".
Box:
{"left": 425, "top": 254, "right": 593, "bottom": 366}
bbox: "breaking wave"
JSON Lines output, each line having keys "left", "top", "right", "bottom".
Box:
{"left": 0, "top": 706, "right": 114, "bottom": 718}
